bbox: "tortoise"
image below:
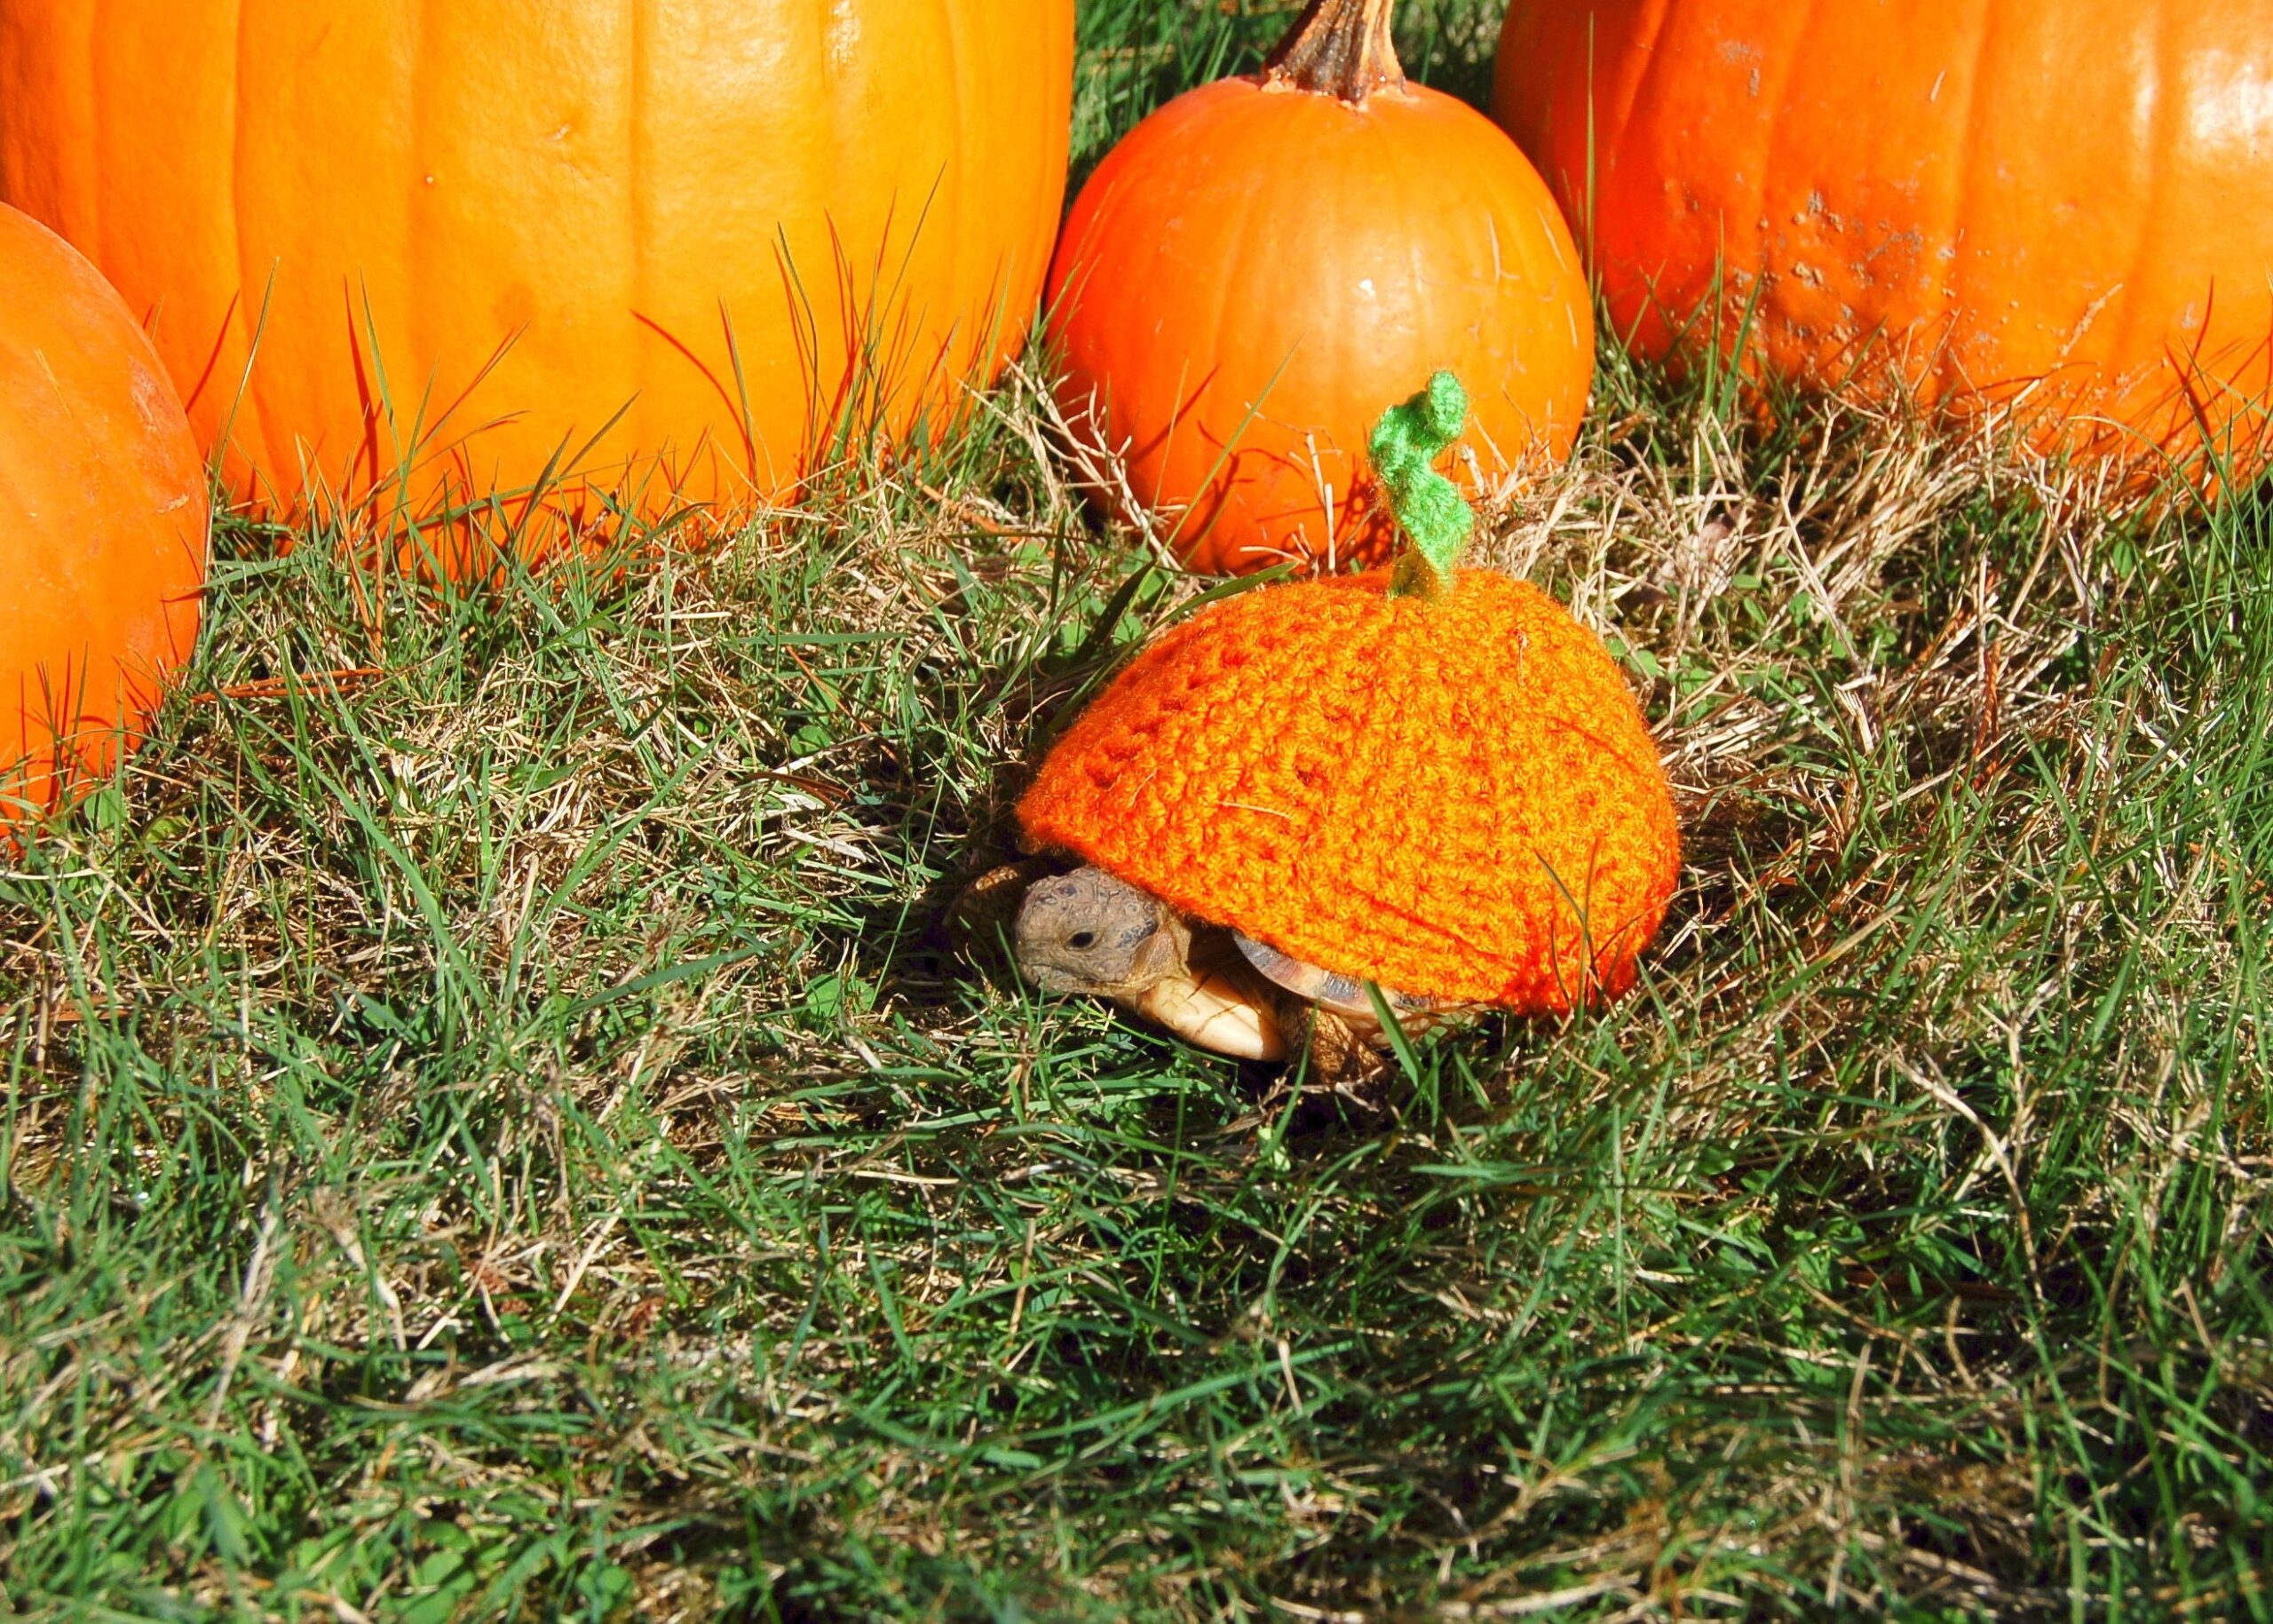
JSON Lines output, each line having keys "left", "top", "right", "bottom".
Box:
{"left": 970, "top": 374, "right": 1682, "bottom": 1077}
{"left": 1010, "top": 862, "right": 1477, "bottom": 1080}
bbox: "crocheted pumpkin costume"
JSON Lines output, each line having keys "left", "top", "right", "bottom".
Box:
{"left": 1018, "top": 373, "right": 1680, "bottom": 1012}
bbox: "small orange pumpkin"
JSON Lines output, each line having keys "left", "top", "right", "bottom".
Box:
{"left": 0, "top": 202, "right": 208, "bottom": 828}
{"left": 1048, "top": 0, "right": 1594, "bottom": 575}
{"left": 1494, "top": 0, "right": 2273, "bottom": 478}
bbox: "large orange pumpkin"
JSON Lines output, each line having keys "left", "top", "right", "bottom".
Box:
{"left": 1, "top": 203, "right": 207, "bottom": 826}
{"left": 1049, "top": 0, "right": 1594, "bottom": 576}
{"left": 1494, "top": 0, "right": 2273, "bottom": 476}
{"left": 0, "top": 2, "right": 1073, "bottom": 540}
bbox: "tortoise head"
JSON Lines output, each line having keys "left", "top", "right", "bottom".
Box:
{"left": 1013, "top": 867, "right": 1186, "bottom": 997}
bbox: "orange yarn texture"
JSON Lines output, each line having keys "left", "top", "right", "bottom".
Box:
{"left": 1018, "top": 568, "right": 1682, "bottom": 1011}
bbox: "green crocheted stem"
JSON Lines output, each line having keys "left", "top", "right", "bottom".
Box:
{"left": 1370, "top": 370, "right": 1474, "bottom": 599}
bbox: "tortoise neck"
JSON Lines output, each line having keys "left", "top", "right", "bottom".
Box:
{"left": 1263, "top": 0, "right": 1406, "bottom": 104}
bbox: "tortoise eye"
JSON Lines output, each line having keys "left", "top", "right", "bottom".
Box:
{"left": 1067, "top": 930, "right": 1098, "bottom": 951}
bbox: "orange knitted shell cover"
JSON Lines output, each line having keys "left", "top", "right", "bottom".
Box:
{"left": 1018, "top": 568, "right": 1681, "bottom": 1011}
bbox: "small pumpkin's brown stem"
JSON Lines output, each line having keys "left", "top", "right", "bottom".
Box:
{"left": 1263, "top": 0, "right": 1406, "bottom": 104}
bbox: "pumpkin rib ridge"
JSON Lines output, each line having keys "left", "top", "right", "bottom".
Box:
{"left": 939, "top": 0, "right": 970, "bottom": 406}
{"left": 2101, "top": 3, "right": 2174, "bottom": 423}
{"left": 403, "top": 0, "right": 433, "bottom": 487}
{"left": 221, "top": 0, "right": 273, "bottom": 481}
{"left": 1465, "top": 107, "right": 1578, "bottom": 451}
{"left": 626, "top": 0, "right": 650, "bottom": 475}
{"left": 1752, "top": 0, "right": 1820, "bottom": 376}
{"left": 1612, "top": 0, "right": 1678, "bottom": 210}
{"left": 1196, "top": 103, "right": 1289, "bottom": 561}
{"left": 1928, "top": 0, "right": 1992, "bottom": 403}
{"left": 79, "top": 3, "right": 103, "bottom": 265}
{"left": 1618, "top": 0, "right": 1688, "bottom": 305}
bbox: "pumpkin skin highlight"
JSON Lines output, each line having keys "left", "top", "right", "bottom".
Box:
{"left": 1049, "top": 36, "right": 1593, "bottom": 575}
{"left": 0, "top": 203, "right": 207, "bottom": 827}
{"left": 0, "top": 1, "right": 1073, "bottom": 538}
{"left": 1493, "top": 0, "right": 2273, "bottom": 475}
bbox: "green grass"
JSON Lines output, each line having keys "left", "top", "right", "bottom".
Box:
{"left": 5, "top": 3, "right": 2272, "bottom": 1619}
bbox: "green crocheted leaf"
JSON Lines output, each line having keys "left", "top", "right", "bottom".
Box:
{"left": 1369, "top": 370, "right": 1473, "bottom": 598}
